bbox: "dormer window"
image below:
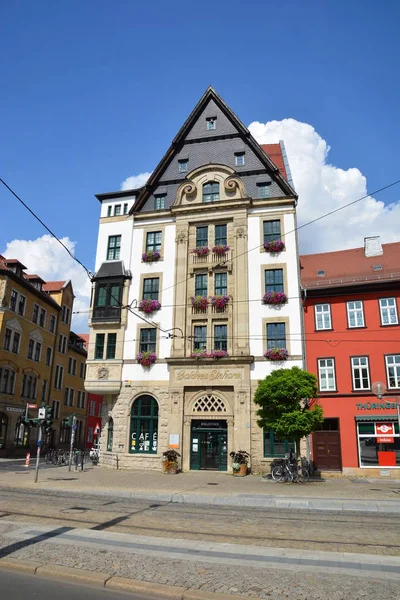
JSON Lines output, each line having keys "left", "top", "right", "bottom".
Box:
{"left": 206, "top": 117, "right": 216, "bottom": 130}
{"left": 178, "top": 159, "right": 188, "bottom": 173}
{"left": 154, "top": 195, "right": 166, "bottom": 210}
{"left": 202, "top": 182, "right": 220, "bottom": 203}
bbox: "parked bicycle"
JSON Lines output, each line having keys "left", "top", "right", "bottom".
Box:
{"left": 271, "top": 455, "right": 310, "bottom": 483}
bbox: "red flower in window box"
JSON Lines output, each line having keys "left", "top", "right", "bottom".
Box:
{"left": 210, "top": 295, "right": 230, "bottom": 311}
{"left": 139, "top": 299, "right": 161, "bottom": 314}
{"left": 212, "top": 245, "right": 230, "bottom": 256}
{"left": 263, "top": 292, "right": 287, "bottom": 305}
{"left": 136, "top": 351, "right": 157, "bottom": 367}
{"left": 192, "top": 246, "right": 210, "bottom": 257}
{"left": 191, "top": 296, "right": 209, "bottom": 310}
{"left": 142, "top": 251, "right": 161, "bottom": 262}
{"left": 264, "top": 348, "right": 289, "bottom": 361}
{"left": 264, "top": 240, "right": 285, "bottom": 253}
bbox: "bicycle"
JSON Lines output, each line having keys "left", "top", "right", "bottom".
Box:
{"left": 271, "top": 456, "right": 309, "bottom": 483}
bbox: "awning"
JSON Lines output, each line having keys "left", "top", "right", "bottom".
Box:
{"left": 355, "top": 415, "right": 398, "bottom": 422}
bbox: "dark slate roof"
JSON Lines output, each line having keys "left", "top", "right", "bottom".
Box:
{"left": 93, "top": 261, "right": 131, "bottom": 280}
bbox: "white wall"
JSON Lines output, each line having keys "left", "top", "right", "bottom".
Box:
{"left": 94, "top": 219, "right": 134, "bottom": 272}
{"left": 100, "top": 196, "right": 136, "bottom": 219}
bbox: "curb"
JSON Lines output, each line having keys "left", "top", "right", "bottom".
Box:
{"left": 0, "top": 558, "right": 247, "bottom": 600}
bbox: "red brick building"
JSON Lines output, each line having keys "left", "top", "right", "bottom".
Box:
{"left": 79, "top": 334, "right": 104, "bottom": 449}
{"left": 301, "top": 237, "right": 400, "bottom": 476}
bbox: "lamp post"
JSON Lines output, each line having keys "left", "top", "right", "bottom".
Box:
{"left": 371, "top": 381, "right": 400, "bottom": 436}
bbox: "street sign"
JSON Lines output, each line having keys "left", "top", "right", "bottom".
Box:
{"left": 38, "top": 408, "right": 46, "bottom": 419}
{"left": 72, "top": 424, "right": 77, "bottom": 431}
{"left": 28, "top": 404, "right": 37, "bottom": 409}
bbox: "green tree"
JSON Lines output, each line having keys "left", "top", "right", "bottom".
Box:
{"left": 254, "top": 366, "right": 323, "bottom": 453}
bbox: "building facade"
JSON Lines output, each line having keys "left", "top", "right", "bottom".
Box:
{"left": 86, "top": 87, "right": 303, "bottom": 473}
{"left": 0, "top": 257, "right": 87, "bottom": 455}
{"left": 301, "top": 237, "right": 400, "bottom": 476}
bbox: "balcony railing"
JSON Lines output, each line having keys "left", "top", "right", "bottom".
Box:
{"left": 191, "top": 250, "right": 232, "bottom": 265}
{"left": 92, "top": 306, "right": 121, "bottom": 322}
{"left": 191, "top": 302, "right": 230, "bottom": 315}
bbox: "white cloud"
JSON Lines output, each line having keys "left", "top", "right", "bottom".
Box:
{"left": 2, "top": 235, "right": 91, "bottom": 332}
{"left": 248, "top": 118, "right": 400, "bottom": 253}
{"left": 121, "top": 172, "right": 152, "bottom": 191}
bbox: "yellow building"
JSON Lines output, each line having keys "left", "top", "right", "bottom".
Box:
{"left": 0, "top": 256, "right": 87, "bottom": 455}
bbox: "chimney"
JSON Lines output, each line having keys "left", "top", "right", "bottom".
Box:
{"left": 364, "top": 236, "right": 383, "bottom": 258}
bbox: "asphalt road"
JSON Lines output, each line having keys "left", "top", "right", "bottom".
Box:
{"left": 0, "top": 570, "right": 165, "bottom": 600}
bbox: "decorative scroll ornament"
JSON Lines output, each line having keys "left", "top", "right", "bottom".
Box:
{"left": 224, "top": 175, "right": 246, "bottom": 197}
{"left": 175, "top": 181, "right": 197, "bottom": 205}
{"left": 98, "top": 367, "right": 109, "bottom": 380}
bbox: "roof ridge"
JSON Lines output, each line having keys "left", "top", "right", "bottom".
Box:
{"left": 301, "top": 240, "right": 400, "bottom": 259}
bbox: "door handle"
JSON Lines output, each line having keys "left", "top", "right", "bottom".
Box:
{"left": 327, "top": 450, "right": 331, "bottom": 454}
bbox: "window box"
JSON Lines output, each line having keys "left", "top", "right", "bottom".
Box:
{"left": 191, "top": 296, "right": 209, "bottom": 310}
{"left": 190, "top": 350, "right": 229, "bottom": 359}
{"left": 192, "top": 246, "right": 210, "bottom": 257}
{"left": 263, "top": 292, "right": 287, "bottom": 305}
{"left": 210, "top": 295, "right": 230, "bottom": 311}
{"left": 136, "top": 351, "right": 157, "bottom": 368}
{"left": 142, "top": 250, "right": 161, "bottom": 263}
{"left": 139, "top": 299, "right": 161, "bottom": 314}
{"left": 264, "top": 348, "right": 289, "bottom": 361}
{"left": 264, "top": 240, "right": 285, "bottom": 253}
{"left": 212, "top": 245, "right": 230, "bottom": 256}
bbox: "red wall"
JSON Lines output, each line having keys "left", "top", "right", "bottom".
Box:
{"left": 304, "top": 288, "right": 400, "bottom": 468}
{"left": 84, "top": 393, "right": 104, "bottom": 449}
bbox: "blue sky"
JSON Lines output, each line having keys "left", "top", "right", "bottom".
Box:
{"left": 1, "top": 1, "right": 399, "bottom": 327}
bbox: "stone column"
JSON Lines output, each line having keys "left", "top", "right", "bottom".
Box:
{"left": 172, "top": 224, "right": 189, "bottom": 357}
{"left": 233, "top": 215, "right": 250, "bottom": 356}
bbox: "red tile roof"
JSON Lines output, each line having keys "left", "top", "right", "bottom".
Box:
{"left": 300, "top": 242, "right": 400, "bottom": 289}
{"left": 25, "top": 274, "right": 46, "bottom": 283}
{"left": 43, "top": 281, "right": 66, "bottom": 292}
{"left": 78, "top": 333, "right": 89, "bottom": 345}
{"left": 261, "top": 144, "right": 288, "bottom": 180}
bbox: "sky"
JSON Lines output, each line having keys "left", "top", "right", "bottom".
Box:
{"left": 1, "top": 1, "right": 400, "bottom": 331}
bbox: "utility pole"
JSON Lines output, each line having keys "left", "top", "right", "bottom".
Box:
{"left": 68, "top": 415, "right": 77, "bottom": 472}
{"left": 34, "top": 423, "right": 42, "bottom": 484}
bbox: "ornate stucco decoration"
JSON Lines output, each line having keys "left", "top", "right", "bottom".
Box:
{"left": 98, "top": 367, "right": 109, "bottom": 380}
{"left": 173, "top": 164, "right": 247, "bottom": 207}
{"left": 175, "top": 231, "right": 188, "bottom": 245}
{"left": 224, "top": 175, "right": 246, "bottom": 197}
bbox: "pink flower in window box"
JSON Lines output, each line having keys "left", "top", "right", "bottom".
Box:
{"left": 136, "top": 351, "right": 157, "bottom": 367}
{"left": 212, "top": 245, "right": 230, "bottom": 256}
{"left": 192, "top": 246, "right": 210, "bottom": 257}
{"left": 210, "top": 295, "right": 230, "bottom": 310}
{"left": 139, "top": 299, "right": 161, "bottom": 314}
{"left": 191, "top": 296, "right": 209, "bottom": 310}
{"left": 264, "top": 348, "right": 289, "bottom": 361}
{"left": 142, "top": 251, "right": 161, "bottom": 262}
{"left": 263, "top": 292, "right": 287, "bottom": 305}
{"left": 264, "top": 240, "right": 285, "bottom": 253}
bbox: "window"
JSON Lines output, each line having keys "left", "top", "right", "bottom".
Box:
{"left": 380, "top": 298, "right": 398, "bottom": 325}
{"left": 318, "top": 358, "right": 336, "bottom": 391}
{"left": 49, "top": 315, "right": 56, "bottom": 333}
{"left": 61, "top": 305, "right": 70, "bottom": 325}
{"left": 206, "top": 117, "right": 216, "bottom": 130}
{"left": 58, "top": 334, "right": 67, "bottom": 354}
{"left": 257, "top": 182, "right": 271, "bottom": 199}
{"left": 10, "top": 290, "right": 18, "bottom": 312}
{"left": 146, "top": 231, "right": 162, "bottom": 253}
{"left": 45, "top": 347, "right": 52, "bottom": 366}
{"left": 265, "top": 269, "right": 284, "bottom": 293}
{"left": 39, "top": 308, "right": 46, "bottom": 328}
{"left": 123, "top": 203, "right": 128, "bottom": 215}
{"left": 107, "top": 235, "right": 121, "bottom": 260}
{"left": 130, "top": 395, "right": 159, "bottom": 454}
{"left": 107, "top": 205, "right": 112, "bottom": 217}
{"left": 214, "top": 272, "right": 227, "bottom": 295}
{"left": 28, "top": 338, "right": 41, "bottom": 362}
{"left": 3, "top": 329, "right": 11, "bottom": 351}
{"left": 139, "top": 329, "right": 156, "bottom": 353}
{"left": 89, "top": 400, "right": 96, "bottom": 416}
{"left": 93, "top": 282, "right": 122, "bottom": 321}
{"left": 114, "top": 204, "right": 121, "bottom": 216}
{"left": 21, "top": 374, "right": 37, "bottom": 399}
{"left": 34, "top": 342, "right": 42, "bottom": 362}
{"left": 0, "top": 367, "right": 16, "bottom": 395}
{"left": 68, "top": 388, "right": 75, "bottom": 407}
{"left": 17, "top": 294, "right": 26, "bottom": 316}
{"left": 351, "top": 357, "right": 370, "bottom": 390}
{"left": 266, "top": 323, "right": 286, "bottom": 350}
{"left": 264, "top": 430, "right": 295, "bottom": 458}
{"left": 15, "top": 416, "right": 29, "bottom": 448}
{"left": 235, "top": 152, "right": 245, "bottom": 166}
{"left": 196, "top": 226, "right": 208, "bottom": 247}
{"left": 107, "top": 418, "right": 114, "bottom": 451}
{"left": 178, "top": 159, "right": 188, "bottom": 173}
{"left": 106, "top": 333, "right": 117, "bottom": 359}
{"left": 154, "top": 195, "right": 165, "bottom": 210}
{"left": 143, "top": 278, "right": 159, "bottom": 301}
{"left": 32, "top": 304, "right": 39, "bottom": 324}
{"left": 87, "top": 427, "right": 94, "bottom": 443}
{"left": 215, "top": 224, "right": 227, "bottom": 246}
{"left": 347, "top": 301, "right": 365, "bottom": 328}
{"left": 315, "top": 304, "right": 332, "bottom": 330}
{"left": 59, "top": 421, "right": 71, "bottom": 444}
{"left": 78, "top": 391, "right": 86, "bottom": 409}
{"left": 80, "top": 362, "right": 85, "bottom": 379}
{"left": 263, "top": 220, "right": 281, "bottom": 243}
{"left": 41, "top": 379, "right": 48, "bottom": 402}
{"left": 4, "top": 328, "right": 20, "bottom": 354}
{"left": 68, "top": 357, "right": 77, "bottom": 375}
{"left": 214, "top": 325, "right": 227, "bottom": 351}
{"left": 195, "top": 274, "right": 208, "bottom": 296}
{"left": 0, "top": 412, "right": 8, "bottom": 449}
{"left": 54, "top": 365, "right": 64, "bottom": 389}
{"left": 202, "top": 182, "right": 220, "bottom": 203}
{"left": 95, "top": 334, "right": 105, "bottom": 359}
{"left": 52, "top": 400, "right": 60, "bottom": 420}
{"left": 194, "top": 326, "right": 207, "bottom": 351}
{"left": 64, "top": 387, "right": 69, "bottom": 406}
{"left": 386, "top": 355, "right": 400, "bottom": 389}
{"left": 357, "top": 421, "right": 400, "bottom": 468}
{"left": 12, "top": 332, "right": 20, "bottom": 354}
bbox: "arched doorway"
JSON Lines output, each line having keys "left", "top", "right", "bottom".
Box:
{"left": 129, "top": 395, "right": 158, "bottom": 454}
{"left": 189, "top": 394, "right": 229, "bottom": 471}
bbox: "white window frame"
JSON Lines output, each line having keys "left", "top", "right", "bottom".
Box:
{"left": 347, "top": 301, "right": 365, "bottom": 328}
{"left": 315, "top": 304, "right": 332, "bottom": 330}
{"left": 386, "top": 354, "right": 400, "bottom": 389}
{"left": 49, "top": 314, "right": 56, "bottom": 333}
{"left": 379, "top": 298, "right": 398, "bottom": 326}
{"left": 234, "top": 152, "right": 245, "bottom": 166}
{"left": 45, "top": 347, "right": 52, "bottom": 366}
{"left": 178, "top": 159, "right": 188, "bottom": 173}
{"left": 206, "top": 117, "right": 216, "bottom": 130}
{"left": 351, "top": 356, "right": 370, "bottom": 390}
{"left": 27, "top": 337, "right": 42, "bottom": 362}
{"left": 39, "top": 307, "right": 46, "bottom": 328}
{"left": 317, "top": 358, "right": 336, "bottom": 391}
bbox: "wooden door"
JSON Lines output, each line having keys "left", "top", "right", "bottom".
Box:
{"left": 313, "top": 431, "right": 342, "bottom": 470}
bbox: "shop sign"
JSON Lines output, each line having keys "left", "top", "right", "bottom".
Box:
{"left": 376, "top": 423, "right": 394, "bottom": 443}
{"left": 177, "top": 369, "right": 241, "bottom": 382}
{"left": 356, "top": 402, "right": 397, "bottom": 411}
{"left": 6, "top": 407, "right": 24, "bottom": 413}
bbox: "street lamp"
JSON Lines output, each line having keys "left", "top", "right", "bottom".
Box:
{"left": 372, "top": 381, "right": 400, "bottom": 434}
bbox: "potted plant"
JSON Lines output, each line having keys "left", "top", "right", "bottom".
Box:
{"left": 142, "top": 250, "right": 161, "bottom": 263}
{"left": 162, "top": 449, "right": 180, "bottom": 474}
{"left": 264, "top": 240, "right": 285, "bottom": 253}
{"left": 263, "top": 291, "right": 287, "bottom": 305}
{"left": 191, "top": 296, "right": 209, "bottom": 310}
{"left": 139, "top": 299, "right": 161, "bottom": 314}
{"left": 210, "top": 295, "right": 230, "bottom": 311}
{"left": 264, "top": 348, "right": 289, "bottom": 361}
{"left": 211, "top": 349, "right": 229, "bottom": 359}
{"left": 136, "top": 351, "right": 157, "bottom": 367}
{"left": 212, "top": 245, "right": 230, "bottom": 256}
{"left": 230, "top": 450, "right": 250, "bottom": 477}
{"left": 192, "top": 246, "right": 210, "bottom": 257}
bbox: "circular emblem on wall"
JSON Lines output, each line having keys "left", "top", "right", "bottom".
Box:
{"left": 98, "top": 367, "right": 109, "bottom": 380}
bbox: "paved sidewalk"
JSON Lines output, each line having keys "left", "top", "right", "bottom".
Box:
{"left": 1, "top": 464, "right": 400, "bottom": 512}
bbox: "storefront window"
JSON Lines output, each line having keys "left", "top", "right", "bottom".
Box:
{"left": 264, "top": 430, "right": 295, "bottom": 458}
{"left": 130, "top": 395, "right": 158, "bottom": 454}
{"left": 0, "top": 413, "right": 8, "bottom": 449}
{"left": 357, "top": 421, "right": 400, "bottom": 467}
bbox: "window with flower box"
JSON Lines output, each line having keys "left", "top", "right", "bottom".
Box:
{"left": 146, "top": 232, "right": 162, "bottom": 253}
{"left": 194, "top": 326, "right": 207, "bottom": 351}
{"left": 196, "top": 226, "right": 208, "bottom": 248}
{"left": 143, "top": 278, "right": 159, "bottom": 301}
{"left": 263, "top": 220, "right": 281, "bottom": 243}
{"left": 195, "top": 274, "right": 208, "bottom": 297}
{"left": 215, "top": 224, "right": 227, "bottom": 246}
{"left": 214, "top": 325, "right": 227, "bottom": 351}
{"left": 266, "top": 323, "right": 286, "bottom": 350}
{"left": 139, "top": 329, "right": 156, "bottom": 353}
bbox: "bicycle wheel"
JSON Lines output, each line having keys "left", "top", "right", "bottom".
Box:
{"left": 45, "top": 452, "right": 51, "bottom": 464}
{"left": 271, "top": 465, "right": 284, "bottom": 482}
{"left": 297, "top": 468, "right": 309, "bottom": 483}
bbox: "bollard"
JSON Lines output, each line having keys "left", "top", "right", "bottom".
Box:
{"left": 25, "top": 453, "right": 30, "bottom": 467}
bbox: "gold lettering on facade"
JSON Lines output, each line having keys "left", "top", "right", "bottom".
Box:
{"left": 177, "top": 369, "right": 241, "bottom": 381}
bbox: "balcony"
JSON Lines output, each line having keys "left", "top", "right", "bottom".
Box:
{"left": 92, "top": 306, "right": 121, "bottom": 323}
{"left": 191, "top": 301, "right": 231, "bottom": 315}
{"left": 191, "top": 249, "right": 232, "bottom": 267}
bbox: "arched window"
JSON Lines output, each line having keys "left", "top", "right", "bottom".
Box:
{"left": 107, "top": 418, "right": 114, "bottom": 452}
{"left": 0, "top": 413, "right": 8, "bottom": 449}
{"left": 202, "top": 182, "right": 220, "bottom": 203}
{"left": 130, "top": 395, "right": 158, "bottom": 454}
{"left": 14, "top": 416, "right": 29, "bottom": 448}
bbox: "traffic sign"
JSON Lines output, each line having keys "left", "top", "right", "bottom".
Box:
{"left": 38, "top": 408, "right": 46, "bottom": 419}
{"left": 28, "top": 404, "right": 37, "bottom": 409}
